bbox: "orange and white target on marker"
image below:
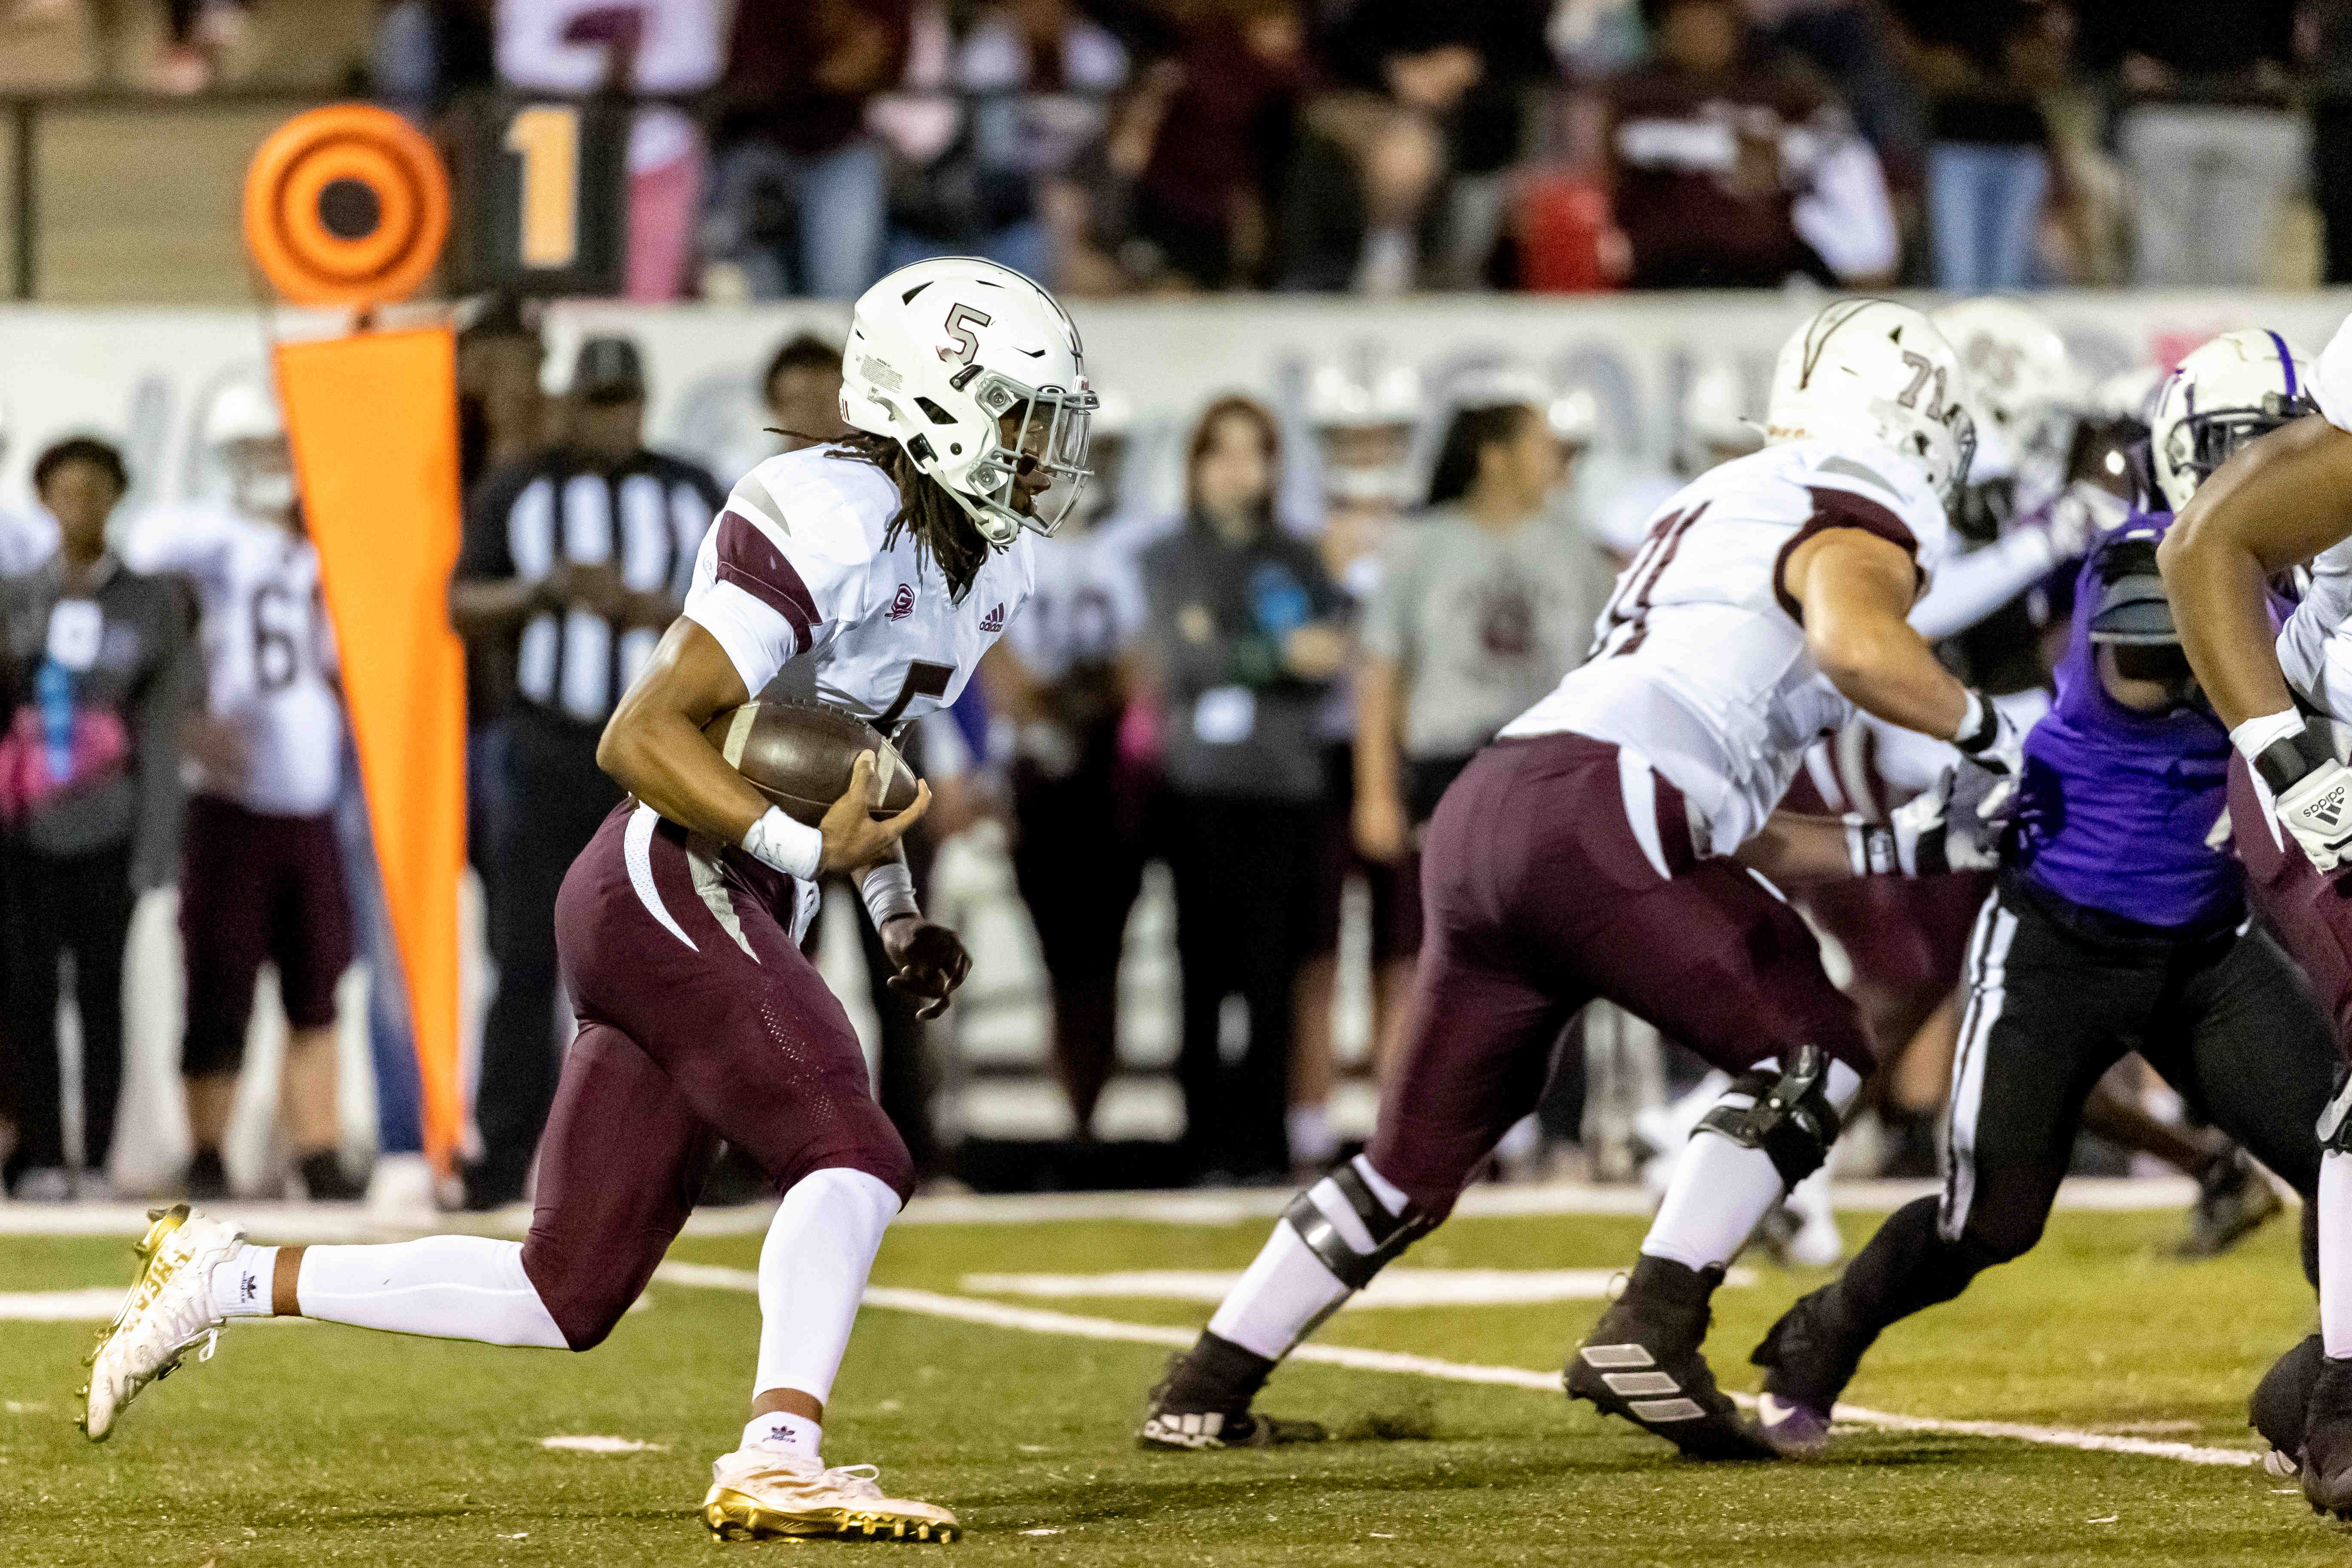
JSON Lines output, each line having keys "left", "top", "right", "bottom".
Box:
{"left": 243, "top": 104, "right": 449, "bottom": 308}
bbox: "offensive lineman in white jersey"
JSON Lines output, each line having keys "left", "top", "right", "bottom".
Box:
{"left": 2159, "top": 310, "right": 2352, "bottom": 1517}
{"left": 1139, "top": 299, "right": 2013, "bottom": 1460}
{"left": 121, "top": 382, "right": 365, "bottom": 1201}
{"left": 76, "top": 259, "right": 1094, "bottom": 1544}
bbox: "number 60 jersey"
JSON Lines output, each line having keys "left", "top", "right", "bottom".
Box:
{"left": 683, "top": 443, "right": 1036, "bottom": 728}
{"left": 1501, "top": 438, "right": 1954, "bottom": 857}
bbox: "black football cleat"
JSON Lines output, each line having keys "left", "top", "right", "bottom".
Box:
{"left": 2303, "top": 1355, "right": 2352, "bottom": 1517}
{"left": 2252, "top": 1333, "right": 2323, "bottom": 1477}
{"left": 1138, "top": 1335, "right": 1326, "bottom": 1451}
{"left": 1566, "top": 1256, "right": 1773, "bottom": 1461}
{"left": 1749, "top": 1285, "right": 1874, "bottom": 1458}
{"left": 2172, "top": 1147, "right": 2284, "bottom": 1259}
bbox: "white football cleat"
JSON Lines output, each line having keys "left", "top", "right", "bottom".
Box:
{"left": 702, "top": 1447, "right": 960, "bottom": 1543}
{"left": 80, "top": 1204, "right": 243, "bottom": 1441}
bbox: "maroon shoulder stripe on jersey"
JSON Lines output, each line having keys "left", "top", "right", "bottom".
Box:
{"left": 1772, "top": 485, "right": 1921, "bottom": 625}
{"left": 713, "top": 510, "right": 820, "bottom": 656}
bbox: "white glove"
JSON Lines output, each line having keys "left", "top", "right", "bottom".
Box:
{"left": 1950, "top": 688, "right": 2024, "bottom": 823}
{"left": 1846, "top": 769, "right": 2001, "bottom": 877}
{"left": 2276, "top": 758, "right": 2352, "bottom": 873}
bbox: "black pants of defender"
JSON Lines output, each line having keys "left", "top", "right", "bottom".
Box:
{"left": 1829, "top": 877, "right": 2337, "bottom": 1339}
{"left": 474, "top": 703, "right": 623, "bottom": 1198}
{"left": 1, "top": 842, "right": 133, "bottom": 1179}
{"left": 1166, "top": 795, "right": 1322, "bottom": 1181}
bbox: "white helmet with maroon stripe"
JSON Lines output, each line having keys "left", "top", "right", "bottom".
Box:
{"left": 2150, "top": 329, "right": 2316, "bottom": 512}
{"left": 839, "top": 257, "right": 1097, "bottom": 549}
{"left": 1765, "top": 298, "right": 1977, "bottom": 507}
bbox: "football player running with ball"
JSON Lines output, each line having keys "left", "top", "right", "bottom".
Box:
{"left": 1142, "top": 299, "right": 2007, "bottom": 1460}
{"left": 2160, "top": 311, "right": 2352, "bottom": 1518}
{"left": 76, "top": 258, "right": 1095, "bottom": 1544}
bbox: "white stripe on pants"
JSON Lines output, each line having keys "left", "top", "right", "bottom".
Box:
{"left": 1939, "top": 889, "right": 2018, "bottom": 1242}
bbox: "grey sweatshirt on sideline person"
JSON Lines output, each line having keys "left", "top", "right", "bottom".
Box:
{"left": 1143, "top": 516, "right": 1344, "bottom": 804}
{"left": 0, "top": 555, "right": 191, "bottom": 883}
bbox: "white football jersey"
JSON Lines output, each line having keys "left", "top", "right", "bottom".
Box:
{"left": 121, "top": 504, "right": 342, "bottom": 815}
{"left": 1502, "top": 439, "right": 1953, "bottom": 856}
{"left": 683, "top": 445, "right": 1034, "bottom": 727}
{"left": 2278, "top": 312, "right": 2352, "bottom": 720}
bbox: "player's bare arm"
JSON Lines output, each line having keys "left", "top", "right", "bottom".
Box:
{"left": 597, "top": 615, "right": 931, "bottom": 873}
{"left": 1352, "top": 650, "right": 1410, "bottom": 862}
{"left": 2159, "top": 414, "right": 2352, "bottom": 730}
{"left": 1782, "top": 527, "right": 1969, "bottom": 739}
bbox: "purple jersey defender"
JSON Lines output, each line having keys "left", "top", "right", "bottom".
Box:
{"left": 2009, "top": 512, "right": 2241, "bottom": 933}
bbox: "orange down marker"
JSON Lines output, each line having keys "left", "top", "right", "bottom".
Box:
{"left": 247, "top": 106, "right": 466, "bottom": 1172}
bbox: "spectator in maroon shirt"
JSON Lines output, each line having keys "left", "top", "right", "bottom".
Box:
{"left": 1605, "top": 0, "right": 1896, "bottom": 288}
{"left": 703, "top": 0, "right": 912, "bottom": 299}
{"left": 1129, "top": 0, "right": 1312, "bottom": 290}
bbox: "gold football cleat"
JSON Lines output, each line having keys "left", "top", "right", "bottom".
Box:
{"left": 80, "top": 1204, "right": 244, "bottom": 1441}
{"left": 702, "top": 1449, "right": 960, "bottom": 1543}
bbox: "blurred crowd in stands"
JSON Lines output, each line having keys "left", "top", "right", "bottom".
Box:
{"left": 11, "top": 0, "right": 2348, "bottom": 296}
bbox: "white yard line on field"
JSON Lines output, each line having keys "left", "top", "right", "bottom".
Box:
{"left": 0, "top": 1264, "right": 2267, "bottom": 1470}
{"left": 0, "top": 1175, "right": 2212, "bottom": 1239}
{"left": 648, "top": 1265, "right": 2267, "bottom": 1470}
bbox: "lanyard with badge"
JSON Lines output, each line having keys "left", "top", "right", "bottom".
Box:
{"left": 39, "top": 598, "right": 101, "bottom": 784}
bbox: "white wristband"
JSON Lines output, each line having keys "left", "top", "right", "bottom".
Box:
{"left": 2230, "top": 709, "right": 2306, "bottom": 764}
{"left": 742, "top": 806, "right": 823, "bottom": 881}
{"left": 861, "top": 861, "right": 920, "bottom": 928}
{"left": 1948, "top": 688, "right": 1989, "bottom": 747}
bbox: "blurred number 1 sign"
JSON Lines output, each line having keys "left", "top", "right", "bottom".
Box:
{"left": 451, "top": 95, "right": 627, "bottom": 297}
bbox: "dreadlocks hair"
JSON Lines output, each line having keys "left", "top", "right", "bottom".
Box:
{"left": 802, "top": 429, "right": 992, "bottom": 603}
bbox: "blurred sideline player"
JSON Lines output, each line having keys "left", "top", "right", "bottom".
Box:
{"left": 1751, "top": 332, "right": 2340, "bottom": 1460}
{"left": 979, "top": 391, "right": 1151, "bottom": 1139}
{"left": 2161, "top": 312, "right": 2352, "bottom": 1517}
{"left": 79, "top": 259, "right": 1094, "bottom": 1543}
{"left": 1139, "top": 299, "right": 2009, "bottom": 1457}
{"left": 122, "top": 384, "right": 363, "bottom": 1201}
{"left": 1292, "top": 359, "right": 1423, "bottom": 1160}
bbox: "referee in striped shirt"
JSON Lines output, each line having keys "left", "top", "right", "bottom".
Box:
{"left": 451, "top": 335, "right": 724, "bottom": 1209}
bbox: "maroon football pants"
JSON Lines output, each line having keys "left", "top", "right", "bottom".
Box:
{"left": 1365, "top": 734, "right": 1871, "bottom": 1221}
{"left": 2229, "top": 752, "right": 2352, "bottom": 1060}
{"left": 524, "top": 803, "right": 912, "bottom": 1349}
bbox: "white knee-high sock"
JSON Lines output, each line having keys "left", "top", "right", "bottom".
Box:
{"left": 2322, "top": 1152, "right": 2352, "bottom": 1359}
{"left": 1206, "top": 1156, "right": 1411, "bottom": 1361}
{"left": 753, "top": 1167, "right": 902, "bottom": 1404}
{"left": 291, "top": 1236, "right": 567, "bottom": 1347}
{"left": 1641, "top": 1058, "right": 1863, "bottom": 1273}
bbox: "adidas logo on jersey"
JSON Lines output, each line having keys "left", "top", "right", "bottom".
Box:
{"left": 978, "top": 603, "right": 1004, "bottom": 633}
{"left": 887, "top": 584, "right": 916, "bottom": 622}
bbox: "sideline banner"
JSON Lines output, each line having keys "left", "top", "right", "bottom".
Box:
{"left": 276, "top": 327, "right": 468, "bottom": 1173}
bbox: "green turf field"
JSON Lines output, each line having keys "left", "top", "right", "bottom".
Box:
{"left": 0, "top": 1202, "right": 2343, "bottom": 1566}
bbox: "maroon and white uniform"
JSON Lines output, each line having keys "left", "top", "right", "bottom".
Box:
{"left": 529, "top": 446, "right": 1032, "bottom": 1345}
{"left": 2236, "top": 315, "right": 2352, "bottom": 1053}
{"left": 1365, "top": 440, "right": 1954, "bottom": 1220}
{"left": 120, "top": 505, "right": 352, "bottom": 1071}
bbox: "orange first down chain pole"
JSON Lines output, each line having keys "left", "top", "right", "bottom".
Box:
{"left": 276, "top": 328, "right": 468, "bottom": 1174}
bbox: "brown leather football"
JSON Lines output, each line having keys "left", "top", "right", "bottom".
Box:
{"left": 702, "top": 700, "right": 921, "bottom": 826}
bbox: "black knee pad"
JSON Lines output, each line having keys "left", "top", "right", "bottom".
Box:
{"left": 1697, "top": 1045, "right": 1844, "bottom": 1188}
{"left": 1283, "top": 1159, "right": 1431, "bottom": 1290}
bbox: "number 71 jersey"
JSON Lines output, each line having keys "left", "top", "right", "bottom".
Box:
{"left": 1502, "top": 439, "right": 1954, "bottom": 856}
{"left": 682, "top": 445, "right": 1035, "bottom": 728}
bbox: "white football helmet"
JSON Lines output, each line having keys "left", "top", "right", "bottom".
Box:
{"left": 839, "top": 257, "right": 1097, "bottom": 548}
{"left": 1929, "top": 298, "right": 2078, "bottom": 445}
{"left": 2150, "top": 329, "right": 2317, "bottom": 513}
{"left": 201, "top": 379, "right": 286, "bottom": 448}
{"left": 1306, "top": 360, "right": 1421, "bottom": 432}
{"left": 1766, "top": 298, "right": 1977, "bottom": 506}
